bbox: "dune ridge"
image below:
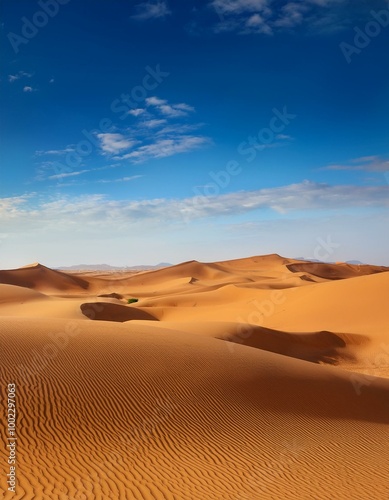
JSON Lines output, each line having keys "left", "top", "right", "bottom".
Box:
{"left": 0, "top": 263, "right": 90, "bottom": 293}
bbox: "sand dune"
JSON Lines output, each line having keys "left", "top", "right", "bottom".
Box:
{"left": 0, "top": 255, "right": 388, "bottom": 499}
{"left": 286, "top": 260, "right": 389, "bottom": 280}
{"left": 130, "top": 320, "right": 369, "bottom": 365}
{"left": 0, "top": 283, "right": 49, "bottom": 304}
{"left": 0, "top": 263, "right": 90, "bottom": 293}
{"left": 1, "top": 318, "right": 389, "bottom": 500}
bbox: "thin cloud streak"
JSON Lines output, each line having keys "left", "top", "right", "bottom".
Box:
{"left": 2, "top": 182, "right": 388, "bottom": 227}
{"left": 321, "top": 156, "right": 389, "bottom": 173}
{"left": 119, "top": 135, "right": 210, "bottom": 162}
{"left": 131, "top": 1, "right": 171, "bottom": 21}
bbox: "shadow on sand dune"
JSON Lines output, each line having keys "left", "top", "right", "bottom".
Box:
{"left": 80, "top": 302, "right": 158, "bottom": 322}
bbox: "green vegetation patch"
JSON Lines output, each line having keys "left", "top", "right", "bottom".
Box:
{"left": 127, "top": 298, "right": 139, "bottom": 304}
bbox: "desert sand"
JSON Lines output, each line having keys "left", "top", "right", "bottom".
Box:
{"left": 0, "top": 254, "right": 388, "bottom": 499}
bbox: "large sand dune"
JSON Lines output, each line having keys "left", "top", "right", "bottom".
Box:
{"left": 0, "top": 255, "right": 388, "bottom": 499}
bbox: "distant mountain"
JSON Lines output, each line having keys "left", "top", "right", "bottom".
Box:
{"left": 294, "top": 257, "right": 365, "bottom": 265}
{"left": 57, "top": 263, "right": 172, "bottom": 271}
{"left": 294, "top": 257, "right": 323, "bottom": 263}
{"left": 127, "top": 263, "right": 172, "bottom": 271}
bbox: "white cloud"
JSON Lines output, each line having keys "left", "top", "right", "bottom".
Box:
{"left": 145, "top": 96, "right": 167, "bottom": 106}
{"left": 122, "top": 176, "right": 142, "bottom": 181}
{"left": 107, "top": 96, "right": 204, "bottom": 162}
{"left": 322, "top": 156, "right": 389, "bottom": 173}
{"left": 182, "top": 181, "right": 389, "bottom": 220}
{"left": 2, "top": 182, "right": 388, "bottom": 269}
{"left": 2, "top": 183, "right": 389, "bottom": 231}
{"left": 0, "top": 195, "right": 34, "bottom": 212}
{"left": 210, "top": 0, "right": 350, "bottom": 35}
{"left": 306, "top": 0, "right": 344, "bottom": 5}
{"left": 35, "top": 147, "right": 75, "bottom": 156}
{"left": 49, "top": 78, "right": 55, "bottom": 84}
{"left": 212, "top": 0, "right": 271, "bottom": 15}
{"left": 155, "top": 123, "right": 204, "bottom": 136}
{"left": 38, "top": 95, "right": 206, "bottom": 168}
{"left": 35, "top": 164, "right": 117, "bottom": 182}
{"left": 120, "top": 135, "right": 210, "bottom": 162}
{"left": 97, "top": 133, "right": 136, "bottom": 154}
{"left": 8, "top": 71, "right": 32, "bottom": 82}
{"left": 128, "top": 108, "right": 146, "bottom": 116}
{"left": 211, "top": 0, "right": 272, "bottom": 33}
{"left": 158, "top": 104, "right": 188, "bottom": 117}
{"left": 47, "top": 169, "right": 91, "bottom": 180}
{"left": 174, "top": 103, "right": 195, "bottom": 112}
{"left": 244, "top": 13, "right": 272, "bottom": 34}
{"left": 97, "top": 176, "right": 143, "bottom": 184}
{"left": 146, "top": 96, "right": 195, "bottom": 117}
{"left": 23, "top": 86, "right": 34, "bottom": 92}
{"left": 351, "top": 156, "right": 377, "bottom": 164}
{"left": 142, "top": 118, "right": 168, "bottom": 128}
{"left": 246, "top": 13, "right": 264, "bottom": 26}
{"left": 273, "top": 3, "right": 307, "bottom": 28}
{"left": 132, "top": 1, "right": 171, "bottom": 21}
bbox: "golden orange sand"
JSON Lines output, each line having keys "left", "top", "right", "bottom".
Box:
{"left": 0, "top": 255, "right": 388, "bottom": 499}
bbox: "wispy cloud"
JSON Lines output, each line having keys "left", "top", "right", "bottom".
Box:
{"left": 306, "top": 0, "right": 344, "bottom": 6}
{"left": 97, "top": 133, "right": 137, "bottom": 154}
{"left": 174, "top": 103, "right": 195, "bottom": 112}
{"left": 3, "top": 182, "right": 387, "bottom": 229}
{"left": 211, "top": 0, "right": 272, "bottom": 33}
{"left": 210, "top": 0, "right": 350, "bottom": 35}
{"left": 145, "top": 96, "right": 195, "bottom": 117}
{"left": 212, "top": 0, "right": 271, "bottom": 16}
{"left": 127, "top": 108, "right": 146, "bottom": 117}
{"left": 104, "top": 96, "right": 207, "bottom": 162}
{"left": 35, "top": 164, "right": 117, "bottom": 182}
{"left": 155, "top": 122, "right": 204, "bottom": 136}
{"left": 0, "top": 194, "right": 34, "bottom": 211}
{"left": 131, "top": 1, "right": 171, "bottom": 21}
{"left": 23, "top": 86, "right": 35, "bottom": 93}
{"left": 121, "top": 135, "right": 210, "bottom": 162}
{"left": 37, "top": 96, "right": 207, "bottom": 173}
{"left": 47, "top": 169, "right": 91, "bottom": 180}
{"left": 97, "top": 175, "right": 143, "bottom": 184}
{"left": 142, "top": 118, "right": 168, "bottom": 128}
{"left": 160, "top": 104, "right": 194, "bottom": 117}
{"left": 145, "top": 96, "right": 166, "bottom": 106}
{"left": 273, "top": 2, "right": 308, "bottom": 29}
{"left": 321, "top": 156, "right": 389, "bottom": 173}
{"left": 8, "top": 71, "right": 32, "bottom": 82}
{"left": 243, "top": 13, "right": 273, "bottom": 34}
{"left": 35, "top": 147, "right": 75, "bottom": 156}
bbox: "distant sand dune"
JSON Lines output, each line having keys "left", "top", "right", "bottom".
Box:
{"left": 286, "top": 261, "right": 388, "bottom": 280}
{"left": 0, "top": 263, "right": 90, "bottom": 293}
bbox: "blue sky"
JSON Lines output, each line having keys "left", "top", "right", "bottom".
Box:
{"left": 1, "top": 0, "right": 388, "bottom": 267}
